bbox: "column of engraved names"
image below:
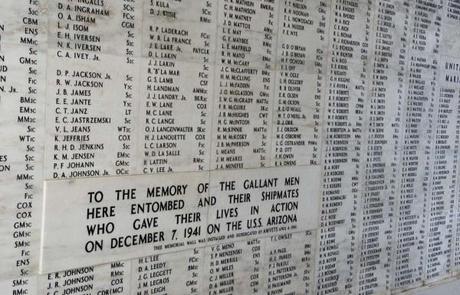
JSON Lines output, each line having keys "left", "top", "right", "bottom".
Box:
{"left": 317, "top": 0, "right": 368, "bottom": 294}
{"left": 443, "top": 2, "right": 460, "bottom": 273}
{"left": 391, "top": 0, "right": 439, "bottom": 289}
{"left": 266, "top": 1, "right": 328, "bottom": 293}
{"left": 271, "top": 0, "right": 326, "bottom": 167}
{"left": 428, "top": 1, "right": 460, "bottom": 280}
{"left": 424, "top": 2, "right": 453, "bottom": 283}
{"left": 211, "top": 0, "right": 275, "bottom": 169}
{"left": 47, "top": 0, "right": 115, "bottom": 179}
{"left": 42, "top": 1, "right": 140, "bottom": 294}
{"left": 140, "top": 0, "right": 214, "bottom": 174}
{"left": 355, "top": 1, "right": 405, "bottom": 293}
{"left": 135, "top": 1, "right": 217, "bottom": 294}
{"left": 384, "top": 1, "right": 412, "bottom": 294}
{"left": 424, "top": 85, "right": 459, "bottom": 281}
{"left": 387, "top": 0, "right": 410, "bottom": 290}
{"left": 453, "top": 86, "right": 460, "bottom": 271}
{"left": 351, "top": 1, "right": 372, "bottom": 293}
{"left": 208, "top": 2, "right": 278, "bottom": 291}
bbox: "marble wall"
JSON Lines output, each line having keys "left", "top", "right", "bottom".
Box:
{"left": 1, "top": 0, "right": 460, "bottom": 294}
